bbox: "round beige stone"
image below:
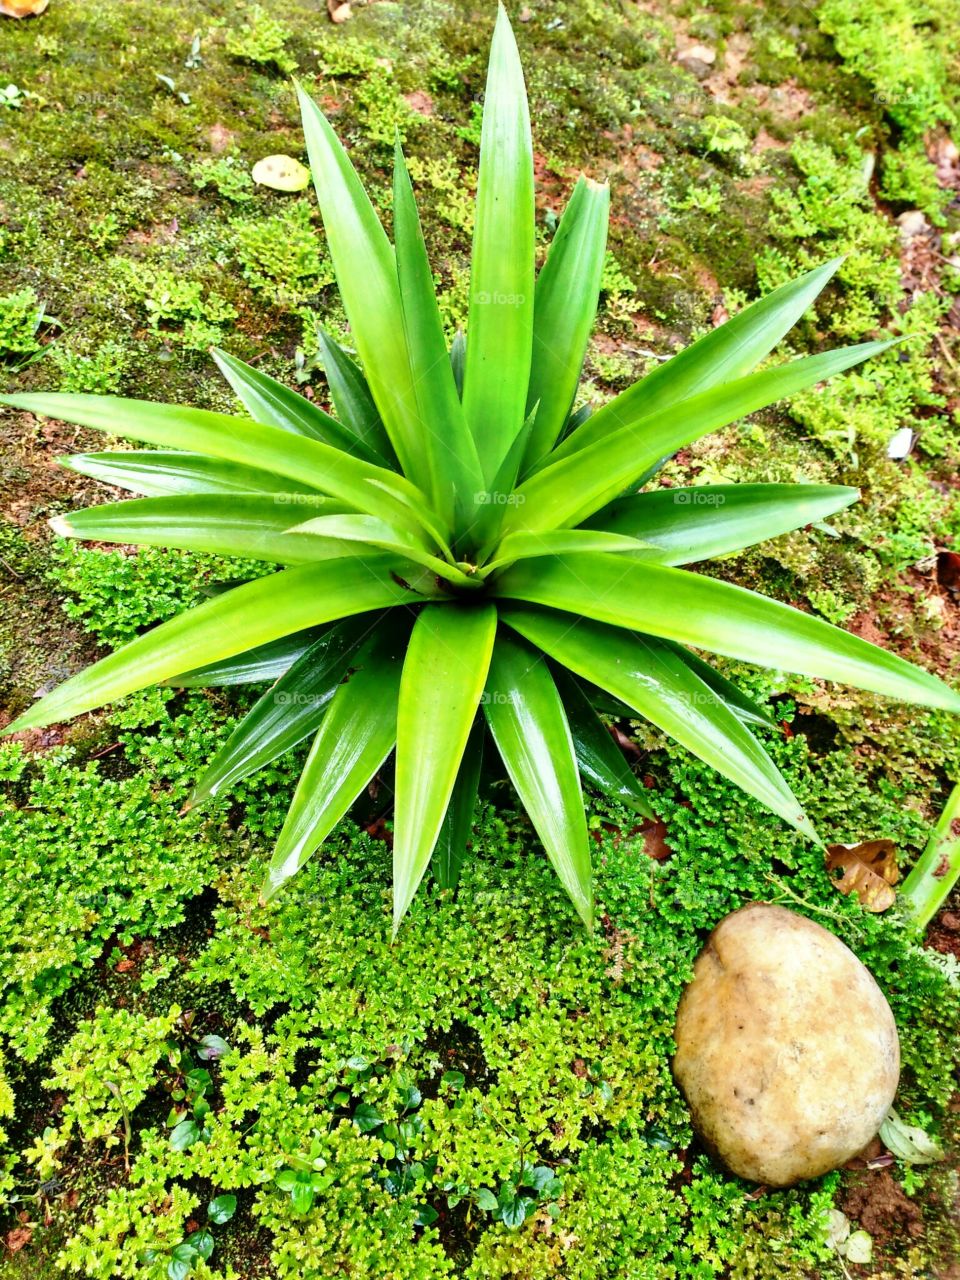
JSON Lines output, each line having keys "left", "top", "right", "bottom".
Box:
{"left": 673, "top": 903, "right": 900, "bottom": 1187}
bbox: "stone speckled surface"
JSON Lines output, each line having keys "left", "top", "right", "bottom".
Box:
{"left": 673, "top": 902, "right": 900, "bottom": 1186}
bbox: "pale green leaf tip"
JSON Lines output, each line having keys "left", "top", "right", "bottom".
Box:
{"left": 48, "top": 515, "right": 72, "bottom": 538}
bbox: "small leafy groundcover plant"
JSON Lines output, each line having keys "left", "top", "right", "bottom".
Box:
{"left": 5, "top": 7, "right": 960, "bottom": 935}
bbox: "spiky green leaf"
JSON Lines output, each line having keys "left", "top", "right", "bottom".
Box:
{"left": 504, "top": 607, "right": 815, "bottom": 840}
{"left": 484, "top": 631, "right": 593, "bottom": 924}
{"left": 462, "top": 5, "right": 535, "bottom": 480}
{"left": 494, "top": 554, "right": 960, "bottom": 711}
{"left": 585, "top": 483, "right": 859, "bottom": 565}
{"left": 8, "top": 560, "right": 417, "bottom": 731}
{"left": 263, "top": 628, "right": 406, "bottom": 899}
{"left": 188, "top": 617, "right": 376, "bottom": 809}
{"left": 393, "top": 604, "right": 497, "bottom": 934}
{"left": 523, "top": 176, "right": 609, "bottom": 470}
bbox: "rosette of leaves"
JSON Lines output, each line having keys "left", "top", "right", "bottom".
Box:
{"left": 5, "top": 7, "right": 959, "bottom": 935}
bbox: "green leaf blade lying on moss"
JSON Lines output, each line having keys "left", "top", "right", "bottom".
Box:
{"left": 4, "top": 8, "right": 960, "bottom": 933}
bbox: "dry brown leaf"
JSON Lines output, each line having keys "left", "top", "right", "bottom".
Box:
{"left": 327, "top": 0, "right": 352, "bottom": 23}
{"left": 640, "top": 818, "right": 671, "bottom": 862}
{"left": 825, "top": 839, "right": 899, "bottom": 912}
{"left": 0, "top": 0, "right": 48, "bottom": 15}
{"left": 5, "top": 1226, "right": 32, "bottom": 1252}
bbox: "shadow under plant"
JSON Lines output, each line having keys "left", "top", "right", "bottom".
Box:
{"left": 1, "top": 0, "right": 959, "bottom": 1276}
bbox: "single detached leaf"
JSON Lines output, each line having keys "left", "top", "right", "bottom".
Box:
{"left": 825, "top": 839, "right": 899, "bottom": 912}
{"left": 843, "top": 1231, "right": 873, "bottom": 1265}
{"left": 879, "top": 1108, "right": 943, "bottom": 1164}
{"left": 252, "top": 154, "right": 311, "bottom": 191}
{"left": 825, "top": 1208, "right": 851, "bottom": 1250}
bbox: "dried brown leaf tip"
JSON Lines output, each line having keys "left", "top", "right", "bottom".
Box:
{"left": 825, "top": 839, "right": 899, "bottom": 912}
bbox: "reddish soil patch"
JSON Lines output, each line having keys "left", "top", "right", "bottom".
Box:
{"left": 841, "top": 1166, "right": 924, "bottom": 1246}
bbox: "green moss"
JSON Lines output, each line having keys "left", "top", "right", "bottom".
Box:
{"left": 225, "top": 4, "right": 297, "bottom": 76}
{"left": 2, "top": 0, "right": 960, "bottom": 1274}
{"left": 0, "top": 289, "right": 46, "bottom": 360}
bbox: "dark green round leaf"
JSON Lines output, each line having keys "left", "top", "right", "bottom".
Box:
{"left": 185, "top": 1229, "right": 215, "bottom": 1261}
{"left": 353, "top": 1102, "right": 383, "bottom": 1133}
{"left": 196, "top": 1034, "right": 230, "bottom": 1061}
{"left": 169, "top": 1119, "right": 201, "bottom": 1152}
{"left": 207, "top": 1194, "right": 237, "bottom": 1225}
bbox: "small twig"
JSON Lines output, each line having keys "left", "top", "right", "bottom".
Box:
{"left": 764, "top": 873, "right": 866, "bottom": 936}
{"left": 833, "top": 1245, "right": 854, "bottom": 1280}
{"left": 103, "top": 1080, "right": 132, "bottom": 1172}
{"left": 934, "top": 331, "right": 958, "bottom": 372}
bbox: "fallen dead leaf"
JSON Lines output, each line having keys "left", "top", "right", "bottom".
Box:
{"left": 640, "top": 819, "right": 671, "bottom": 862}
{"left": 937, "top": 550, "right": 960, "bottom": 596}
{"left": 5, "top": 1227, "right": 32, "bottom": 1252}
{"left": 327, "top": 0, "right": 352, "bottom": 22}
{"left": 825, "top": 839, "right": 899, "bottom": 912}
{"left": 0, "top": 0, "right": 48, "bottom": 16}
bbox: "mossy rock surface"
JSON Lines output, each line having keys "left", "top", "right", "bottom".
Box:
{"left": 1, "top": 0, "right": 960, "bottom": 1276}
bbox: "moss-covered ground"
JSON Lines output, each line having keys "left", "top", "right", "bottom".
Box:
{"left": 1, "top": 0, "right": 960, "bottom": 1275}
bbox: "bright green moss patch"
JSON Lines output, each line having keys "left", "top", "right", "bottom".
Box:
{"left": 2, "top": 0, "right": 960, "bottom": 1274}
